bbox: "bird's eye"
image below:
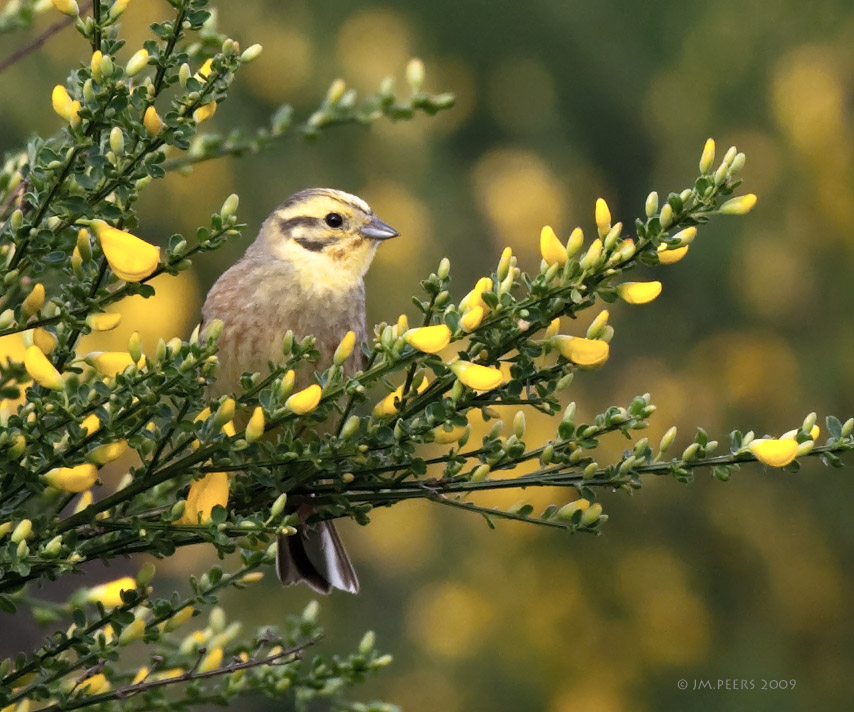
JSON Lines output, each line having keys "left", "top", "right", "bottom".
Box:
{"left": 324, "top": 212, "right": 344, "bottom": 228}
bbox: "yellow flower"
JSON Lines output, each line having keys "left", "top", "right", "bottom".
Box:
{"left": 22, "top": 282, "right": 45, "bottom": 315}
{"left": 450, "top": 361, "right": 503, "bottom": 391}
{"left": 25, "top": 345, "right": 64, "bottom": 390}
{"left": 699, "top": 137, "right": 716, "bottom": 173}
{"left": 87, "top": 576, "right": 136, "bottom": 607}
{"left": 143, "top": 106, "right": 164, "bottom": 135}
{"left": 459, "top": 277, "right": 493, "bottom": 312}
{"left": 285, "top": 384, "right": 322, "bottom": 415}
{"left": 554, "top": 336, "right": 610, "bottom": 367}
{"left": 719, "top": 194, "right": 757, "bottom": 215}
{"left": 460, "top": 306, "right": 484, "bottom": 332}
{"left": 86, "top": 351, "right": 136, "bottom": 378}
{"left": 73, "top": 489, "right": 93, "bottom": 513}
{"left": 32, "top": 328, "right": 57, "bottom": 354}
{"left": 86, "top": 313, "right": 122, "bottom": 331}
{"left": 749, "top": 438, "right": 798, "bottom": 467}
{"left": 245, "top": 406, "right": 265, "bottom": 442}
{"left": 80, "top": 413, "right": 101, "bottom": 436}
{"left": 556, "top": 498, "right": 590, "bottom": 520}
{"left": 195, "top": 58, "right": 214, "bottom": 80}
{"left": 118, "top": 618, "right": 146, "bottom": 646}
{"left": 545, "top": 318, "right": 560, "bottom": 339}
{"left": 44, "top": 464, "right": 99, "bottom": 493}
{"left": 373, "top": 377, "right": 429, "bottom": 417}
{"left": 179, "top": 472, "right": 229, "bottom": 525}
{"left": 432, "top": 423, "right": 467, "bottom": 444}
{"left": 404, "top": 325, "right": 451, "bottom": 354}
{"left": 52, "top": 85, "right": 74, "bottom": 120}
{"left": 595, "top": 198, "right": 611, "bottom": 236}
{"left": 131, "top": 667, "right": 149, "bottom": 685}
{"left": 193, "top": 101, "right": 217, "bottom": 124}
{"left": 657, "top": 243, "right": 689, "bottom": 264}
{"left": 51, "top": 0, "right": 79, "bottom": 17}
{"left": 164, "top": 605, "right": 195, "bottom": 632}
{"left": 617, "top": 281, "right": 662, "bottom": 305}
{"left": 91, "top": 221, "right": 160, "bottom": 282}
{"left": 77, "top": 673, "right": 109, "bottom": 695}
{"left": 198, "top": 647, "right": 223, "bottom": 673}
{"left": 810, "top": 424, "right": 820, "bottom": 440}
{"left": 89, "top": 440, "right": 128, "bottom": 465}
{"left": 109, "top": 0, "right": 130, "bottom": 19}
{"left": 539, "top": 225, "right": 566, "bottom": 266}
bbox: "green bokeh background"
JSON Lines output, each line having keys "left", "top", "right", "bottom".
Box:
{"left": 2, "top": 1, "right": 854, "bottom": 710}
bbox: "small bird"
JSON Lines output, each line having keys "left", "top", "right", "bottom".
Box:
{"left": 201, "top": 188, "right": 399, "bottom": 594}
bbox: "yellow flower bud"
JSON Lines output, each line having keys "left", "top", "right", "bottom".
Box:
{"left": 51, "top": 0, "right": 79, "bottom": 17}
{"left": 32, "top": 328, "right": 57, "bottom": 354}
{"left": 241, "top": 571, "right": 264, "bottom": 584}
{"left": 87, "top": 576, "right": 136, "bottom": 607}
{"left": 595, "top": 198, "right": 611, "bottom": 236}
{"left": 556, "top": 498, "right": 590, "bottom": 520}
{"left": 44, "top": 464, "right": 99, "bottom": 492}
{"left": 164, "top": 605, "right": 195, "bottom": 632}
{"left": 179, "top": 472, "right": 229, "bottom": 525}
{"left": 657, "top": 243, "right": 689, "bottom": 264}
{"left": 193, "top": 101, "right": 217, "bottom": 124}
{"left": 11, "top": 518, "right": 33, "bottom": 543}
{"left": 719, "top": 194, "right": 758, "bottom": 215}
{"left": 91, "top": 221, "right": 160, "bottom": 282}
{"left": 132, "top": 667, "right": 149, "bottom": 685}
{"left": 404, "top": 324, "right": 451, "bottom": 354}
{"left": 578, "top": 238, "right": 603, "bottom": 270}
{"left": 645, "top": 191, "right": 659, "bottom": 218}
{"left": 78, "top": 673, "right": 109, "bottom": 695}
{"left": 333, "top": 330, "right": 356, "bottom": 365}
{"left": 406, "top": 57, "right": 425, "bottom": 91}
{"left": 198, "top": 647, "right": 223, "bottom": 673}
{"left": 240, "top": 43, "right": 264, "bottom": 63}
{"left": 86, "top": 351, "right": 136, "bottom": 378}
{"left": 245, "top": 406, "right": 265, "bottom": 443}
{"left": 195, "top": 58, "right": 214, "bottom": 81}
{"left": 617, "top": 281, "right": 662, "bottom": 305}
{"left": 580, "top": 502, "right": 603, "bottom": 526}
{"left": 809, "top": 424, "right": 820, "bottom": 440}
{"left": 0, "top": 522, "right": 12, "bottom": 539}
{"left": 119, "top": 618, "right": 146, "bottom": 646}
{"left": 659, "top": 203, "right": 674, "bottom": 229}
{"left": 143, "top": 106, "right": 164, "bottom": 135}
{"left": 373, "top": 377, "right": 429, "bottom": 417}
{"left": 586, "top": 310, "right": 609, "bottom": 339}
{"left": 125, "top": 49, "right": 149, "bottom": 77}
{"left": 286, "top": 384, "right": 322, "bottom": 415}
{"left": 544, "top": 318, "right": 561, "bottom": 340}
{"left": 85, "top": 313, "right": 122, "bottom": 332}
{"left": 566, "top": 227, "right": 584, "bottom": 257}
{"left": 25, "top": 345, "right": 64, "bottom": 390}
{"left": 460, "top": 305, "right": 484, "bottom": 332}
{"left": 459, "top": 277, "right": 492, "bottom": 312}
{"left": 109, "top": 0, "right": 130, "bottom": 20}
{"left": 23, "top": 282, "right": 45, "bottom": 315}
{"left": 554, "top": 336, "right": 609, "bottom": 367}
{"left": 539, "top": 225, "right": 567, "bottom": 266}
{"left": 89, "top": 440, "right": 128, "bottom": 465}
{"left": 699, "top": 137, "right": 716, "bottom": 173}
{"left": 432, "top": 423, "right": 468, "bottom": 444}
{"left": 212, "top": 397, "right": 235, "bottom": 428}
{"left": 450, "top": 361, "right": 503, "bottom": 391}
{"left": 497, "top": 246, "right": 513, "bottom": 279}
{"left": 749, "top": 438, "right": 798, "bottom": 467}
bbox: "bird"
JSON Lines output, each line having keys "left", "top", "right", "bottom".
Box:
{"left": 200, "top": 187, "right": 399, "bottom": 594}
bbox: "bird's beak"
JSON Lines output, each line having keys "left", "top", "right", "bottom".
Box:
{"left": 360, "top": 215, "right": 399, "bottom": 240}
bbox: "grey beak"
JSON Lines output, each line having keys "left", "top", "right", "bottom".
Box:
{"left": 360, "top": 215, "right": 399, "bottom": 240}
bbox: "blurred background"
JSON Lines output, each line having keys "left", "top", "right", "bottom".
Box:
{"left": 2, "top": 0, "right": 854, "bottom": 710}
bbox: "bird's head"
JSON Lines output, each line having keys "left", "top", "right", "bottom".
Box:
{"left": 259, "top": 188, "right": 399, "bottom": 292}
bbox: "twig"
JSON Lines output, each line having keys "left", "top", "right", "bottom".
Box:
{"left": 0, "top": 2, "right": 94, "bottom": 75}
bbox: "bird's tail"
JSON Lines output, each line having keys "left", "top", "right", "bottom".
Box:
{"left": 276, "top": 519, "right": 359, "bottom": 594}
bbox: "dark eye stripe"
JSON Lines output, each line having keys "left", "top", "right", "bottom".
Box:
{"left": 278, "top": 216, "right": 320, "bottom": 233}
{"left": 294, "top": 237, "right": 327, "bottom": 252}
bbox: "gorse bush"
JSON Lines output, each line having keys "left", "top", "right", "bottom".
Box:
{"left": 0, "top": 1, "right": 851, "bottom": 711}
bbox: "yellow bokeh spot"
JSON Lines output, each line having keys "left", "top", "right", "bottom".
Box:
{"left": 353, "top": 500, "right": 437, "bottom": 575}
{"left": 407, "top": 582, "right": 494, "bottom": 659}
{"left": 336, "top": 9, "right": 412, "bottom": 92}
{"left": 472, "top": 147, "right": 567, "bottom": 260}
